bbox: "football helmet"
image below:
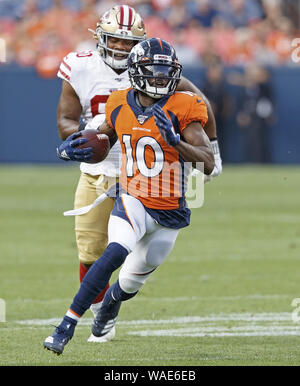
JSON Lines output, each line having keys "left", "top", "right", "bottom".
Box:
{"left": 90, "top": 5, "right": 146, "bottom": 69}
{"left": 127, "top": 38, "right": 182, "bottom": 99}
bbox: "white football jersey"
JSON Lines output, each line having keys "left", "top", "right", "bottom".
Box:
{"left": 57, "top": 50, "right": 131, "bottom": 176}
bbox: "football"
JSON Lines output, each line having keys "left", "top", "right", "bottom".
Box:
{"left": 78, "top": 129, "right": 110, "bottom": 164}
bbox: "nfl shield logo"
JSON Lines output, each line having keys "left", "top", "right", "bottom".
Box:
{"left": 137, "top": 115, "right": 148, "bottom": 124}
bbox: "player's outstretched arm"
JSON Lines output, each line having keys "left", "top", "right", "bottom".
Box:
{"left": 57, "top": 80, "right": 83, "bottom": 140}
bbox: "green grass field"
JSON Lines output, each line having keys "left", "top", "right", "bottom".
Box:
{"left": 0, "top": 164, "right": 299, "bottom": 366}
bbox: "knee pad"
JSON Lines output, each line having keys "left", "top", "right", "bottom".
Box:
{"left": 119, "top": 271, "right": 153, "bottom": 294}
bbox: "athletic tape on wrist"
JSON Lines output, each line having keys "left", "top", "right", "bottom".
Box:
{"left": 210, "top": 139, "right": 220, "bottom": 155}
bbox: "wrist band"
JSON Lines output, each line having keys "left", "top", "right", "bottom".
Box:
{"left": 210, "top": 138, "right": 220, "bottom": 155}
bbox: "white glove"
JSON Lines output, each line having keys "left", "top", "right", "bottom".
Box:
{"left": 210, "top": 140, "right": 222, "bottom": 176}
{"left": 191, "top": 168, "right": 213, "bottom": 183}
{"left": 85, "top": 114, "right": 106, "bottom": 131}
{"left": 191, "top": 139, "right": 222, "bottom": 183}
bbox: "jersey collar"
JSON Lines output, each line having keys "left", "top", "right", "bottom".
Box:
{"left": 126, "top": 89, "right": 169, "bottom": 124}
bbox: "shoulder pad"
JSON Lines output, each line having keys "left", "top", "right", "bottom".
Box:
{"left": 57, "top": 51, "right": 98, "bottom": 81}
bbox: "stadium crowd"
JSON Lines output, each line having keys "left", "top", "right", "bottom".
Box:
{"left": 0, "top": 0, "right": 299, "bottom": 77}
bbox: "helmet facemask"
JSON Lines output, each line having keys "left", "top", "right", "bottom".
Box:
{"left": 96, "top": 29, "right": 141, "bottom": 70}
{"left": 133, "top": 62, "right": 182, "bottom": 98}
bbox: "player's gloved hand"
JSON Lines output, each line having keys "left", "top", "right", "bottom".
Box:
{"left": 209, "top": 139, "right": 222, "bottom": 179}
{"left": 153, "top": 105, "right": 180, "bottom": 147}
{"left": 191, "top": 139, "right": 222, "bottom": 183}
{"left": 56, "top": 132, "right": 93, "bottom": 162}
{"left": 191, "top": 168, "right": 213, "bottom": 183}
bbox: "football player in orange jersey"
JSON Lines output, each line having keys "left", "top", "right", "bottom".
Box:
{"left": 55, "top": 4, "right": 221, "bottom": 344}
{"left": 44, "top": 38, "right": 214, "bottom": 355}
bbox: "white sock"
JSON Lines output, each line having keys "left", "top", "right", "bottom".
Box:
{"left": 66, "top": 309, "right": 80, "bottom": 322}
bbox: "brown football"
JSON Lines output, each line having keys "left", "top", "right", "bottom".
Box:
{"left": 77, "top": 129, "right": 110, "bottom": 164}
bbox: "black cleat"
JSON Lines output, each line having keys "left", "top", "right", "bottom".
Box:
{"left": 92, "top": 300, "right": 121, "bottom": 338}
{"left": 43, "top": 316, "right": 76, "bottom": 355}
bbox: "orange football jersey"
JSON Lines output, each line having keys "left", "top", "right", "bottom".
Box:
{"left": 105, "top": 88, "right": 208, "bottom": 210}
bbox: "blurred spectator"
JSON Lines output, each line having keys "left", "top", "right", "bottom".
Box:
{"left": 173, "top": 27, "right": 200, "bottom": 65}
{"left": 218, "top": 0, "right": 263, "bottom": 28}
{"left": 0, "top": 0, "right": 24, "bottom": 19}
{"left": 229, "top": 64, "right": 275, "bottom": 162}
{"left": 180, "top": 19, "right": 207, "bottom": 60}
{"left": 0, "top": 0, "right": 299, "bottom": 72}
{"left": 189, "top": 0, "right": 220, "bottom": 28}
{"left": 202, "top": 62, "right": 234, "bottom": 158}
{"left": 249, "top": 19, "right": 278, "bottom": 65}
{"left": 142, "top": 13, "right": 174, "bottom": 44}
{"left": 266, "top": 16, "right": 296, "bottom": 64}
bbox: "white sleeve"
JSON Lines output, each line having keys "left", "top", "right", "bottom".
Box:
{"left": 57, "top": 51, "right": 88, "bottom": 87}
{"left": 57, "top": 50, "right": 94, "bottom": 96}
{"left": 57, "top": 52, "right": 75, "bottom": 83}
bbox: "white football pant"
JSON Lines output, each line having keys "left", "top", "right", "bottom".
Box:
{"left": 108, "top": 194, "right": 179, "bottom": 294}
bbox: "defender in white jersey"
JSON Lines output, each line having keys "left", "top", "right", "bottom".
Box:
{"left": 58, "top": 50, "right": 129, "bottom": 177}
{"left": 56, "top": 4, "right": 222, "bottom": 343}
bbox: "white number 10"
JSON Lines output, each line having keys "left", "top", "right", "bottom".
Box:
{"left": 122, "top": 135, "right": 164, "bottom": 178}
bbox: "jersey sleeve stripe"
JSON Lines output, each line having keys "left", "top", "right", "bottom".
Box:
{"left": 58, "top": 68, "right": 70, "bottom": 81}
{"left": 62, "top": 59, "right": 71, "bottom": 72}
{"left": 110, "top": 105, "right": 123, "bottom": 129}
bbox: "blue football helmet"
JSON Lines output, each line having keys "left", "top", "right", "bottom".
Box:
{"left": 127, "top": 37, "right": 182, "bottom": 99}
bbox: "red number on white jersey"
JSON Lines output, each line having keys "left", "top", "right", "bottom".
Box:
{"left": 91, "top": 95, "right": 109, "bottom": 117}
{"left": 76, "top": 51, "right": 93, "bottom": 58}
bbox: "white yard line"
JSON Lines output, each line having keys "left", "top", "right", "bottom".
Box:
{"left": 7, "top": 294, "right": 292, "bottom": 307}
{"left": 128, "top": 329, "right": 300, "bottom": 338}
{"left": 11, "top": 312, "right": 300, "bottom": 337}
{"left": 15, "top": 312, "right": 295, "bottom": 326}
